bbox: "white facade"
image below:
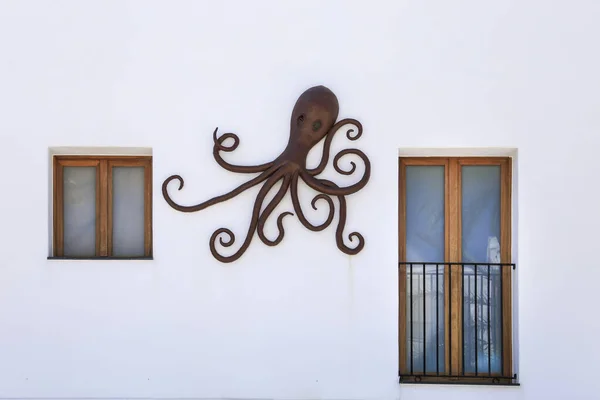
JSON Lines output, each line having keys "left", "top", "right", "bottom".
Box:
{"left": 1, "top": 1, "right": 599, "bottom": 399}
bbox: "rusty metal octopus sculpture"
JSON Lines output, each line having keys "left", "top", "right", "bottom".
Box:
{"left": 162, "top": 85, "right": 371, "bottom": 263}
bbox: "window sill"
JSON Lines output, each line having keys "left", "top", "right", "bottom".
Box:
{"left": 47, "top": 256, "right": 153, "bottom": 261}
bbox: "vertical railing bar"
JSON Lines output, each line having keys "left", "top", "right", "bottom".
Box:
{"left": 474, "top": 264, "right": 478, "bottom": 376}
{"left": 461, "top": 263, "right": 465, "bottom": 376}
{"left": 488, "top": 264, "right": 492, "bottom": 376}
{"left": 430, "top": 272, "right": 433, "bottom": 374}
{"left": 500, "top": 264, "right": 504, "bottom": 375}
{"left": 410, "top": 263, "right": 413, "bottom": 376}
{"left": 436, "top": 263, "right": 439, "bottom": 376}
{"left": 495, "top": 270, "right": 498, "bottom": 372}
{"left": 429, "top": 273, "right": 433, "bottom": 375}
{"left": 466, "top": 270, "right": 470, "bottom": 376}
{"left": 423, "top": 263, "right": 427, "bottom": 375}
{"left": 449, "top": 262, "right": 452, "bottom": 376}
{"left": 468, "top": 275, "right": 471, "bottom": 375}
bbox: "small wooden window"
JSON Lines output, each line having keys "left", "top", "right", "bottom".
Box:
{"left": 52, "top": 156, "right": 152, "bottom": 259}
{"left": 398, "top": 157, "right": 514, "bottom": 384}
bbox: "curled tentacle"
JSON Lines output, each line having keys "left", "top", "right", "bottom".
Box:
{"left": 333, "top": 149, "right": 369, "bottom": 177}
{"left": 291, "top": 172, "right": 334, "bottom": 231}
{"left": 319, "top": 179, "right": 365, "bottom": 255}
{"left": 162, "top": 165, "right": 277, "bottom": 213}
{"left": 212, "top": 228, "right": 236, "bottom": 248}
{"left": 299, "top": 150, "right": 370, "bottom": 196}
{"left": 209, "top": 169, "right": 284, "bottom": 263}
{"left": 306, "top": 118, "right": 363, "bottom": 176}
{"left": 257, "top": 175, "right": 293, "bottom": 246}
{"left": 333, "top": 149, "right": 363, "bottom": 176}
{"left": 213, "top": 127, "right": 275, "bottom": 173}
{"left": 259, "top": 211, "right": 294, "bottom": 246}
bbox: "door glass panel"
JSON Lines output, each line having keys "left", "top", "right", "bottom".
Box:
{"left": 405, "top": 165, "right": 445, "bottom": 374}
{"left": 63, "top": 166, "right": 96, "bottom": 257}
{"left": 461, "top": 165, "right": 502, "bottom": 374}
{"left": 112, "top": 167, "right": 145, "bottom": 257}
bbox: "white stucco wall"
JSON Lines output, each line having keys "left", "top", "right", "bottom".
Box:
{"left": 1, "top": 1, "right": 599, "bottom": 399}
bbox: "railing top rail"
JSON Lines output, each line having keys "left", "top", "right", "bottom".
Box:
{"left": 398, "top": 261, "right": 515, "bottom": 269}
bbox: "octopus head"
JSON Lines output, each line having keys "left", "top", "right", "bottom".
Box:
{"left": 290, "top": 85, "right": 339, "bottom": 148}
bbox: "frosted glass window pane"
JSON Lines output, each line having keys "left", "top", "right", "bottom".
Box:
{"left": 112, "top": 167, "right": 145, "bottom": 257}
{"left": 405, "top": 166, "right": 445, "bottom": 374}
{"left": 405, "top": 166, "right": 444, "bottom": 262}
{"left": 461, "top": 166, "right": 501, "bottom": 263}
{"left": 63, "top": 167, "right": 96, "bottom": 257}
{"left": 461, "top": 165, "right": 502, "bottom": 374}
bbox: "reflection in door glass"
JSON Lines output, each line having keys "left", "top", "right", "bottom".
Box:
{"left": 461, "top": 165, "right": 502, "bottom": 374}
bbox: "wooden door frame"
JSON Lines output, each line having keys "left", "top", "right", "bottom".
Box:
{"left": 398, "top": 156, "right": 512, "bottom": 379}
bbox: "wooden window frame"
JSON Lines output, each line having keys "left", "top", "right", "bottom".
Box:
{"left": 52, "top": 155, "right": 153, "bottom": 259}
{"left": 398, "top": 156, "right": 513, "bottom": 384}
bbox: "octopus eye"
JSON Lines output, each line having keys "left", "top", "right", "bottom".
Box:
{"left": 297, "top": 114, "right": 305, "bottom": 126}
{"left": 312, "top": 120, "right": 322, "bottom": 131}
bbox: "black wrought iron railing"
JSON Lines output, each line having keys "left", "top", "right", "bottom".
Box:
{"left": 398, "top": 262, "right": 517, "bottom": 385}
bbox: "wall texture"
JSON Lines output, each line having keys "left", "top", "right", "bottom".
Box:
{"left": 0, "top": 1, "right": 599, "bottom": 399}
